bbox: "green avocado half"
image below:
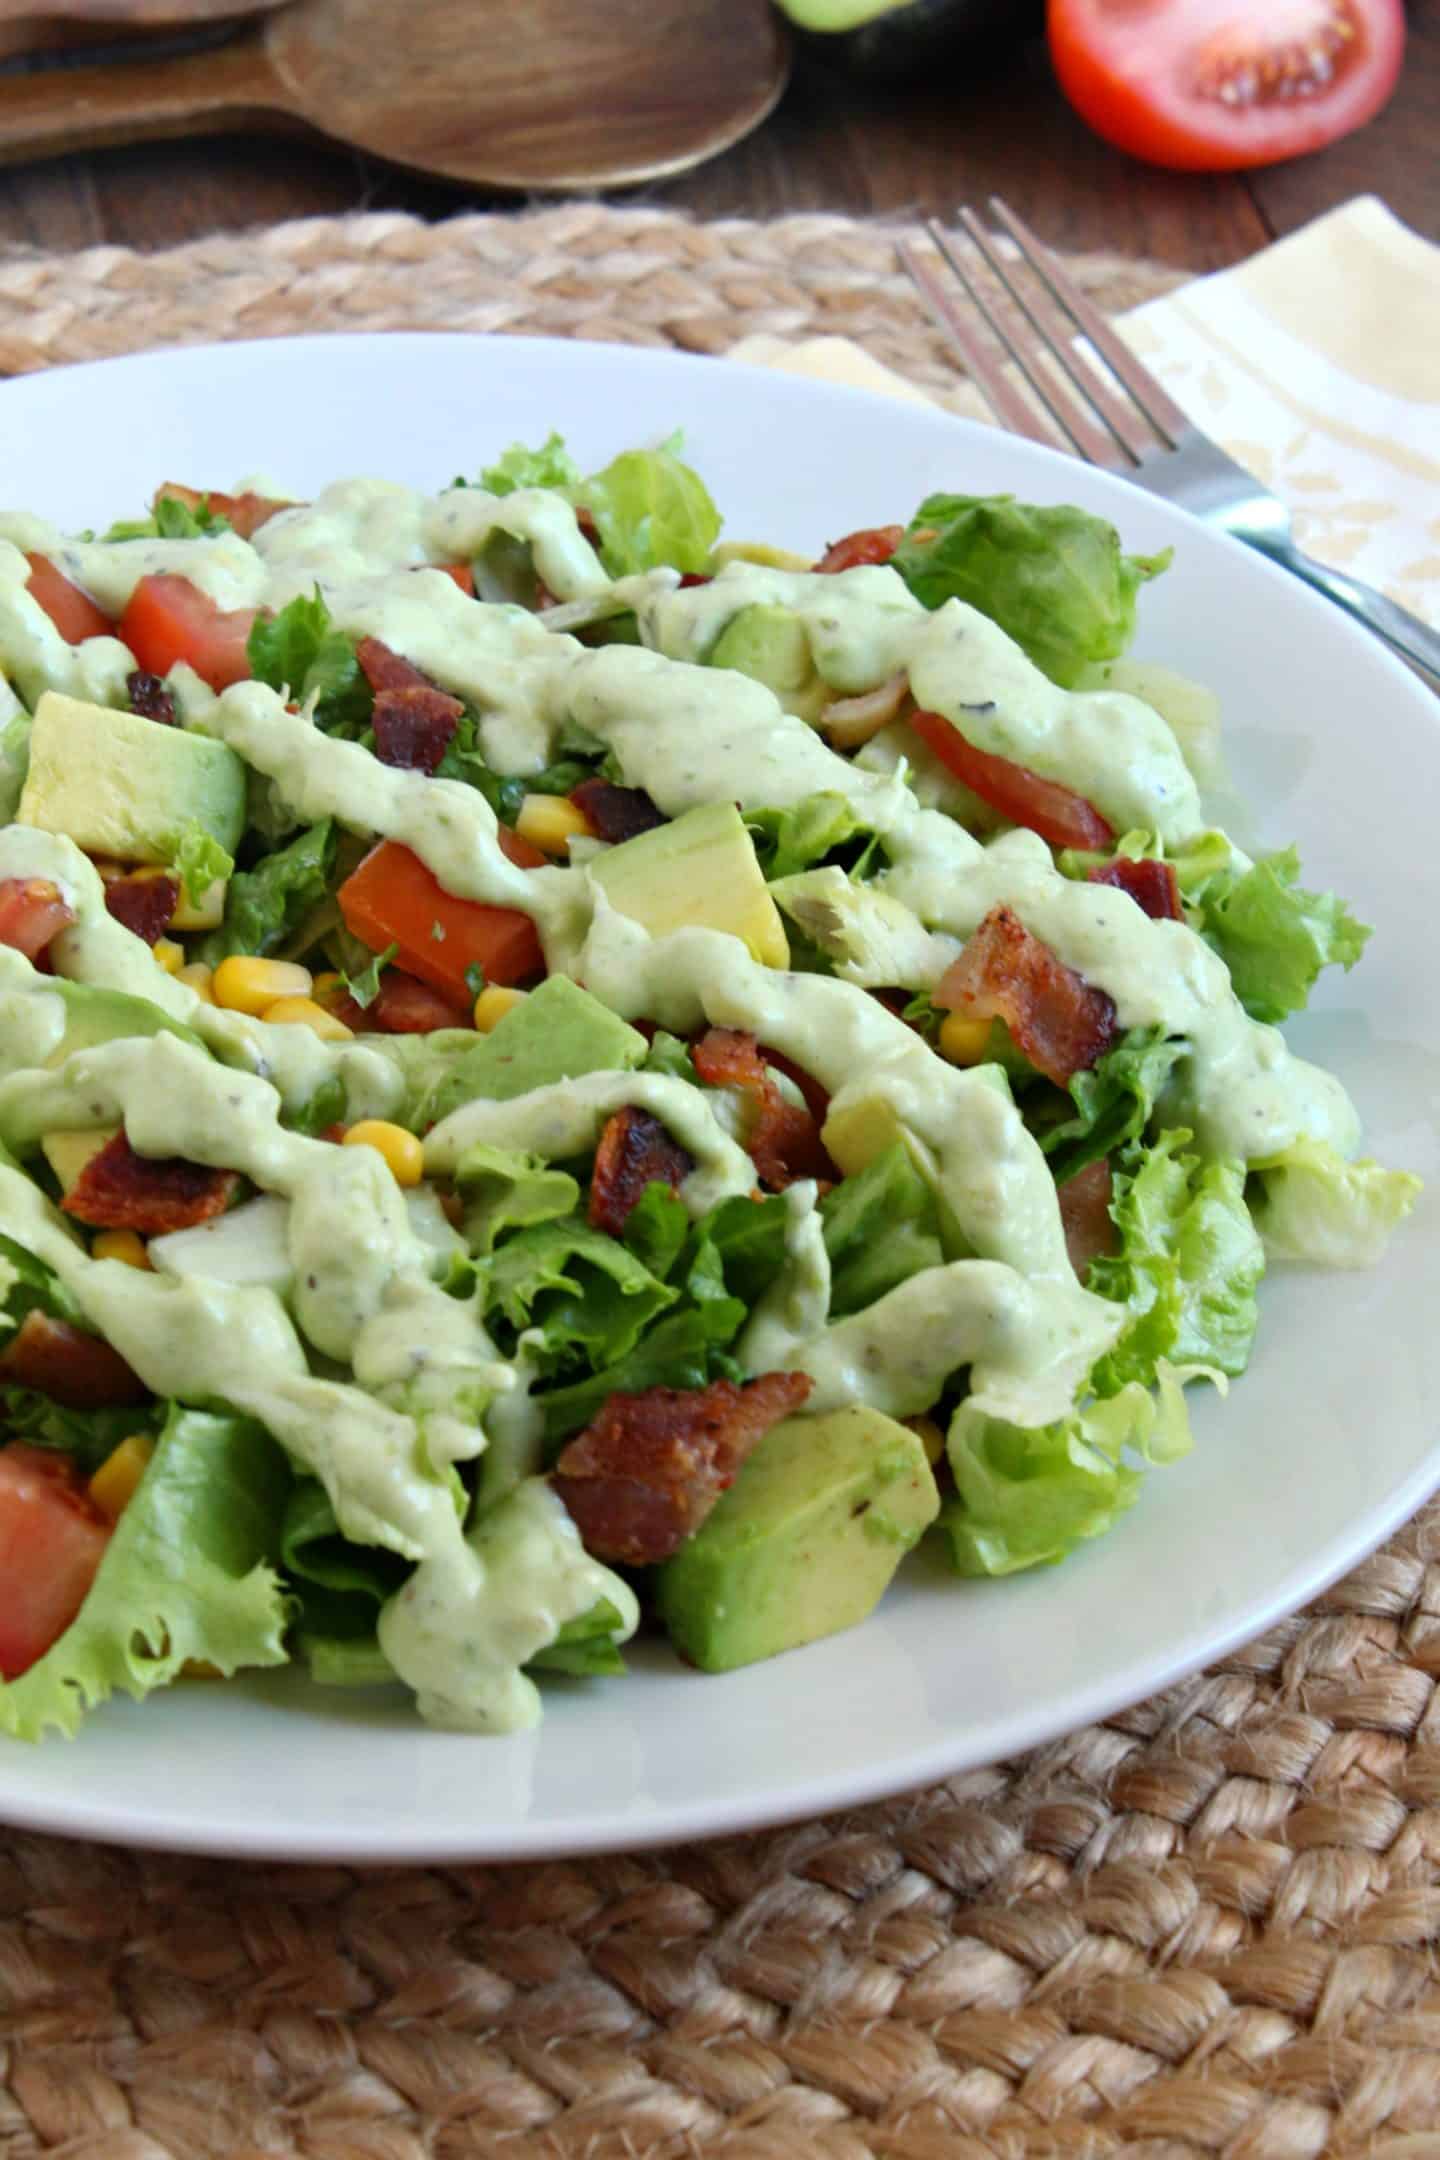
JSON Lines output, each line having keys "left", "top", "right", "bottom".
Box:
{"left": 775, "top": 0, "right": 1042, "bottom": 79}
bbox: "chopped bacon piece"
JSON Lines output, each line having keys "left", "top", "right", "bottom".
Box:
{"left": 322, "top": 965, "right": 469, "bottom": 1036}
{"left": 62, "top": 1133, "right": 238, "bottom": 1235}
{"left": 691, "top": 1028, "right": 835, "bottom": 1190}
{"left": 815, "top": 525, "right": 905, "bottom": 574}
{"left": 1058, "top": 1157, "right": 1117, "bottom": 1277}
{"left": 589, "top": 1106, "right": 694, "bottom": 1236}
{"left": 1088, "top": 855, "right": 1183, "bottom": 922}
{"left": 102, "top": 872, "right": 179, "bottom": 947}
{"left": 0, "top": 1311, "right": 147, "bottom": 1409}
{"left": 909, "top": 709, "right": 1115, "bottom": 852}
{"left": 0, "top": 877, "right": 76, "bottom": 961}
{"left": 934, "top": 906, "right": 1117, "bottom": 1088}
{"left": 569, "top": 777, "right": 666, "bottom": 844}
{"left": 677, "top": 572, "right": 712, "bottom": 589}
{"left": 126, "top": 669, "right": 177, "bottom": 725}
{"left": 575, "top": 506, "right": 601, "bottom": 548}
{"left": 552, "top": 1370, "right": 813, "bottom": 1566}
{"left": 355, "top": 636, "right": 431, "bottom": 695}
{"left": 154, "top": 483, "right": 294, "bottom": 541}
{"left": 372, "top": 685, "right": 464, "bottom": 774}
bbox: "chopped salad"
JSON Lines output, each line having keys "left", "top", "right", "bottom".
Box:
{"left": 0, "top": 436, "right": 1420, "bottom": 1738}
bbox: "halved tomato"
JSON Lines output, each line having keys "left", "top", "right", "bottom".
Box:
{"left": 1048, "top": 0, "right": 1406, "bottom": 172}
{"left": 0, "top": 1444, "right": 112, "bottom": 1680}
{"left": 118, "top": 574, "right": 256, "bottom": 693}
{"left": 23, "top": 554, "right": 112, "bottom": 643}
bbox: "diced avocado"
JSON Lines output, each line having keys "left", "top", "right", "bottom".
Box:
{"left": 150, "top": 1194, "right": 293, "bottom": 1296}
{"left": 590, "top": 800, "right": 789, "bottom": 970}
{"left": 656, "top": 1406, "right": 940, "bottom": 1672}
{"left": 423, "top": 975, "right": 648, "bottom": 1128}
{"left": 822, "top": 1092, "right": 908, "bottom": 1177}
{"left": 48, "top": 979, "right": 204, "bottom": 1064}
{"left": 40, "top": 1126, "right": 116, "bottom": 1196}
{"left": 709, "top": 604, "right": 828, "bottom": 724}
{"left": 17, "top": 690, "right": 247, "bottom": 864}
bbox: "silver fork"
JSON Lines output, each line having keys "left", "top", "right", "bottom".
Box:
{"left": 900, "top": 199, "right": 1440, "bottom": 691}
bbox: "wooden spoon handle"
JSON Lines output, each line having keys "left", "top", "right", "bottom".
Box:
{"left": 0, "top": 30, "right": 289, "bottom": 158}
{"left": 0, "top": 0, "right": 283, "bottom": 61}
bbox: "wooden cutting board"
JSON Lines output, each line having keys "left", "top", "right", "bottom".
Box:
{"left": 0, "top": 0, "right": 793, "bottom": 192}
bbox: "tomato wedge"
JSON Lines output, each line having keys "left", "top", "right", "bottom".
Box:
{"left": 23, "top": 553, "right": 111, "bottom": 643}
{"left": 1047, "top": 0, "right": 1405, "bottom": 172}
{"left": 118, "top": 573, "right": 256, "bottom": 693}
{"left": 910, "top": 708, "right": 1114, "bottom": 851}
{"left": 0, "top": 876, "right": 77, "bottom": 960}
{"left": 0, "top": 1444, "right": 112, "bottom": 1679}
{"left": 338, "top": 839, "right": 543, "bottom": 998}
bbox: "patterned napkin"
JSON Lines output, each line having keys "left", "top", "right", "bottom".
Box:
{"left": 731, "top": 195, "right": 1440, "bottom": 629}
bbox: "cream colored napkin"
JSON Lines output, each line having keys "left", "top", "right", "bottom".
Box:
{"left": 731, "top": 197, "right": 1440, "bottom": 629}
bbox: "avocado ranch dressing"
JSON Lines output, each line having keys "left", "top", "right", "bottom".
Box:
{"left": 0, "top": 473, "right": 1365, "bottom": 1731}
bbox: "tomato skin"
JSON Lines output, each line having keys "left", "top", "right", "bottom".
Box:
{"left": 23, "top": 554, "right": 112, "bottom": 644}
{"left": 910, "top": 708, "right": 1114, "bottom": 851}
{"left": 118, "top": 574, "right": 256, "bottom": 692}
{"left": 1047, "top": 0, "right": 1406, "bottom": 173}
{"left": 815, "top": 526, "right": 904, "bottom": 574}
{"left": 337, "top": 839, "right": 544, "bottom": 998}
{"left": 0, "top": 1444, "right": 112, "bottom": 1680}
{"left": 0, "top": 876, "right": 77, "bottom": 960}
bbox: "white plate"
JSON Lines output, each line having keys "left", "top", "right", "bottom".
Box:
{"left": 2, "top": 334, "right": 1437, "bottom": 1863}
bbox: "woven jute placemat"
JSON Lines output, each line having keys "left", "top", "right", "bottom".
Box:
{"left": 2, "top": 204, "right": 1438, "bottom": 2160}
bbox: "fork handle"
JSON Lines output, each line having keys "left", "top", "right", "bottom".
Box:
{"left": 1271, "top": 543, "right": 1440, "bottom": 691}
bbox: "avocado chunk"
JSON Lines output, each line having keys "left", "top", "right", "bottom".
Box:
{"left": 17, "top": 689, "right": 247, "bottom": 864}
{"left": 656, "top": 1406, "right": 940, "bottom": 1672}
{"left": 709, "top": 604, "right": 828, "bottom": 724}
{"left": 48, "top": 978, "right": 205, "bottom": 1064}
{"left": 590, "top": 799, "right": 789, "bottom": 970}
{"left": 423, "top": 974, "right": 648, "bottom": 1128}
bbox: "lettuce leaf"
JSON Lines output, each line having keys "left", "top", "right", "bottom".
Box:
{"left": 0, "top": 1231, "right": 84, "bottom": 1343}
{"left": 820, "top": 1140, "right": 943, "bottom": 1318}
{"left": 581, "top": 440, "right": 721, "bottom": 578}
{"left": 0, "top": 1405, "right": 293, "bottom": 1740}
{"left": 1037, "top": 1027, "right": 1187, "bottom": 1183}
{"left": 0, "top": 1388, "right": 161, "bottom": 1475}
{"left": 1247, "top": 1139, "right": 1421, "bottom": 1267}
{"left": 247, "top": 590, "right": 372, "bottom": 739}
{"left": 747, "top": 793, "right": 874, "bottom": 881}
{"left": 1180, "top": 843, "right": 1371, "bottom": 1024}
{"left": 167, "top": 820, "right": 235, "bottom": 908}
{"left": 481, "top": 1217, "right": 678, "bottom": 1371}
{"left": 478, "top": 432, "right": 582, "bottom": 498}
{"left": 196, "top": 818, "right": 337, "bottom": 965}
{"left": 539, "top": 1307, "right": 743, "bottom": 1447}
{"left": 454, "top": 1141, "right": 580, "bottom": 1256}
{"left": 892, "top": 494, "right": 1170, "bottom": 688}
{"left": 937, "top": 1361, "right": 1200, "bottom": 1577}
{"left": 1088, "top": 1131, "right": 1263, "bottom": 1391}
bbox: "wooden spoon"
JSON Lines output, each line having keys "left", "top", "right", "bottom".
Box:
{"left": 0, "top": 0, "right": 284, "bottom": 67}
{"left": 0, "top": 0, "right": 792, "bottom": 192}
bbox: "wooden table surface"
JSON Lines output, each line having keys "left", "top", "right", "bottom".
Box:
{"left": 0, "top": 9, "right": 1435, "bottom": 271}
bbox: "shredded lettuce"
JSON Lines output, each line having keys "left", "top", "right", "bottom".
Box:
{"left": 0, "top": 1231, "right": 84, "bottom": 1342}
{"left": 196, "top": 818, "right": 337, "bottom": 965}
{"left": 820, "top": 1141, "right": 943, "bottom": 1318}
{"left": 892, "top": 493, "right": 1170, "bottom": 688}
{"left": 166, "top": 820, "right": 235, "bottom": 908}
{"left": 480, "top": 1218, "right": 678, "bottom": 1372}
{"left": 247, "top": 590, "right": 373, "bottom": 739}
{"left": 1038, "top": 1027, "right": 1188, "bottom": 1183}
{"left": 473, "top": 430, "right": 719, "bottom": 577}
{"left": 0, "top": 1406, "right": 293, "bottom": 1741}
{"left": 477, "top": 432, "right": 582, "bottom": 499}
{"left": 455, "top": 1142, "right": 580, "bottom": 1255}
{"left": 1247, "top": 1139, "right": 1422, "bottom": 1267}
{"left": 1181, "top": 842, "right": 1371, "bottom": 1024}
{"left": 747, "top": 793, "right": 875, "bottom": 881}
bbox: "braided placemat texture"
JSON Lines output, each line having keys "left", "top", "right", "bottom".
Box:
{"left": 2, "top": 204, "right": 1439, "bottom": 2159}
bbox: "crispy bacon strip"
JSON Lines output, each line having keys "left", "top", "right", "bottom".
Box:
{"left": 356, "top": 636, "right": 431, "bottom": 695}
{"left": 569, "top": 777, "right": 666, "bottom": 843}
{"left": 589, "top": 1106, "right": 694, "bottom": 1236}
{"left": 0, "top": 877, "right": 76, "bottom": 961}
{"left": 552, "top": 1370, "right": 813, "bottom": 1566}
{"left": 691, "top": 1028, "right": 834, "bottom": 1190}
{"left": 1088, "top": 856, "right": 1183, "bottom": 922}
{"left": 815, "top": 525, "right": 904, "bottom": 573}
{"left": 371, "top": 685, "right": 464, "bottom": 774}
{"left": 322, "top": 965, "right": 469, "bottom": 1036}
{"left": 1057, "top": 1157, "right": 1117, "bottom": 1277}
{"left": 102, "top": 872, "right": 179, "bottom": 947}
{"left": 0, "top": 1311, "right": 147, "bottom": 1409}
{"left": 934, "top": 906, "right": 1117, "bottom": 1088}
{"left": 62, "top": 1133, "right": 238, "bottom": 1235}
{"left": 154, "top": 483, "right": 294, "bottom": 541}
{"left": 126, "top": 670, "right": 177, "bottom": 725}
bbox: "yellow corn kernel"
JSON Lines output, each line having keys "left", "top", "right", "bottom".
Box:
{"left": 211, "top": 955, "right": 314, "bottom": 1015}
{"left": 311, "top": 970, "right": 344, "bottom": 1000}
{"left": 342, "top": 1119, "right": 424, "bottom": 1188}
{"left": 152, "top": 936, "right": 185, "bottom": 975}
{"left": 473, "top": 983, "right": 527, "bottom": 1033}
{"left": 904, "top": 1415, "right": 946, "bottom": 1467}
{"left": 92, "top": 1227, "right": 151, "bottom": 1270}
{"left": 514, "top": 793, "right": 591, "bottom": 856}
{"left": 175, "top": 961, "right": 215, "bottom": 1003}
{"left": 264, "top": 995, "right": 354, "bottom": 1042}
{"left": 938, "top": 1012, "right": 993, "bottom": 1067}
{"left": 88, "top": 1434, "right": 155, "bottom": 1521}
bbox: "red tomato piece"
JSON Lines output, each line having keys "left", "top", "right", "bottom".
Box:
{"left": 0, "top": 876, "right": 77, "bottom": 960}
{"left": 337, "top": 839, "right": 543, "bottom": 998}
{"left": 0, "top": 1444, "right": 112, "bottom": 1679}
{"left": 23, "top": 554, "right": 112, "bottom": 644}
{"left": 369, "top": 969, "right": 471, "bottom": 1033}
{"left": 153, "top": 483, "right": 295, "bottom": 541}
{"left": 815, "top": 526, "right": 904, "bottom": 574}
{"left": 437, "top": 563, "right": 475, "bottom": 596}
{"left": 1047, "top": 0, "right": 1405, "bottom": 173}
{"left": 118, "top": 574, "right": 256, "bottom": 693}
{"left": 909, "top": 708, "right": 1114, "bottom": 852}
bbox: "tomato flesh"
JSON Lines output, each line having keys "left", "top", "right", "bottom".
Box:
{"left": 119, "top": 573, "right": 256, "bottom": 693}
{"left": 23, "top": 554, "right": 112, "bottom": 644}
{"left": 0, "top": 1444, "right": 111, "bottom": 1680}
{"left": 338, "top": 839, "right": 543, "bottom": 999}
{"left": 1048, "top": 0, "right": 1406, "bottom": 172}
{"left": 910, "top": 708, "right": 1114, "bottom": 851}
{"left": 0, "top": 876, "right": 77, "bottom": 960}
{"left": 153, "top": 483, "right": 294, "bottom": 541}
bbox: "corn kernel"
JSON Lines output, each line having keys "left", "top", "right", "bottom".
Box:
{"left": 169, "top": 876, "right": 227, "bottom": 932}
{"left": 938, "top": 1012, "right": 993, "bottom": 1066}
{"left": 473, "top": 983, "right": 527, "bottom": 1033}
{"left": 514, "top": 793, "right": 591, "bottom": 856}
{"left": 211, "top": 955, "right": 313, "bottom": 1015}
{"left": 311, "top": 970, "right": 344, "bottom": 1000}
{"left": 88, "top": 1433, "right": 154, "bottom": 1521}
{"left": 175, "top": 961, "right": 215, "bottom": 1003}
{"left": 904, "top": 1415, "right": 946, "bottom": 1466}
{"left": 92, "top": 1227, "right": 151, "bottom": 1270}
{"left": 342, "top": 1119, "right": 425, "bottom": 1188}
{"left": 152, "top": 936, "right": 185, "bottom": 975}
{"left": 264, "top": 995, "right": 354, "bottom": 1041}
